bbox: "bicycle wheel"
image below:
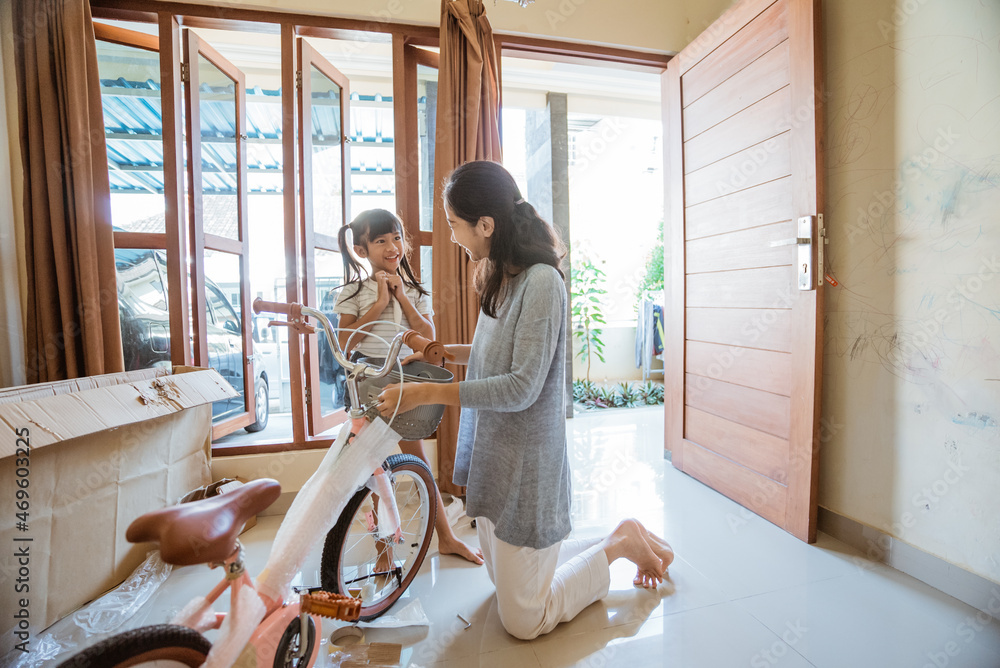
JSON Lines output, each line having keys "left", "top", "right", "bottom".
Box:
{"left": 272, "top": 615, "right": 315, "bottom": 668}
{"left": 320, "top": 453, "right": 437, "bottom": 620}
{"left": 56, "top": 624, "right": 210, "bottom": 667}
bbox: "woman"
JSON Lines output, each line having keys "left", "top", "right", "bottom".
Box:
{"left": 377, "top": 160, "right": 673, "bottom": 640}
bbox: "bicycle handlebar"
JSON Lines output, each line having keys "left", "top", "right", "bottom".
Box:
{"left": 252, "top": 298, "right": 297, "bottom": 317}
{"left": 252, "top": 298, "right": 448, "bottom": 416}
{"left": 401, "top": 331, "right": 455, "bottom": 366}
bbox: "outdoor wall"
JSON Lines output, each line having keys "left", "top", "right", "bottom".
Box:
{"left": 823, "top": 0, "right": 1000, "bottom": 586}
{"left": 571, "top": 324, "right": 659, "bottom": 384}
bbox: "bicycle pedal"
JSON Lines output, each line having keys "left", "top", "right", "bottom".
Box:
{"left": 300, "top": 590, "right": 361, "bottom": 621}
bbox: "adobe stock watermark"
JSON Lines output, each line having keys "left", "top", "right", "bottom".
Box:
{"left": 572, "top": 448, "right": 638, "bottom": 495}
{"left": 886, "top": 253, "right": 998, "bottom": 369}
{"left": 845, "top": 127, "right": 960, "bottom": 245}
{"left": 715, "top": 87, "right": 834, "bottom": 199}
{"left": 687, "top": 283, "right": 797, "bottom": 407}
{"left": 921, "top": 587, "right": 1000, "bottom": 668}
{"left": 726, "top": 415, "right": 843, "bottom": 534}
{"left": 877, "top": 0, "right": 933, "bottom": 40}
{"left": 570, "top": 118, "right": 629, "bottom": 180}
{"left": 853, "top": 458, "right": 971, "bottom": 573}
{"left": 545, "top": 0, "right": 589, "bottom": 31}
{"left": 750, "top": 619, "right": 809, "bottom": 667}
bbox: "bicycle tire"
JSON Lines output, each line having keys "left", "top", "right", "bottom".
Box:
{"left": 272, "top": 614, "right": 315, "bottom": 668}
{"left": 320, "top": 453, "right": 437, "bottom": 620}
{"left": 55, "top": 624, "right": 210, "bottom": 668}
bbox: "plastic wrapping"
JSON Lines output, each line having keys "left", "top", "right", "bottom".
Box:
{"left": 367, "top": 466, "right": 403, "bottom": 541}
{"left": 255, "top": 418, "right": 402, "bottom": 605}
{"left": 172, "top": 594, "right": 219, "bottom": 633}
{"left": 4, "top": 551, "right": 172, "bottom": 667}
{"left": 355, "top": 598, "right": 429, "bottom": 628}
{"left": 203, "top": 573, "right": 266, "bottom": 668}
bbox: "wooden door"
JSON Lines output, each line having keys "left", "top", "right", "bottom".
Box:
{"left": 663, "top": 0, "right": 824, "bottom": 542}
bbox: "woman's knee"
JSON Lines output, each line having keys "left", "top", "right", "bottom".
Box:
{"left": 499, "top": 615, "right": 544, "bottom": 640}
{"left": 497, "top": 605, "right": 550, "bottom": 640}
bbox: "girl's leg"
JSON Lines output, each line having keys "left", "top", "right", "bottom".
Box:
{"left": 476, "top": 517, "right": 611, "bottom": 640}
{"left": 398, "top": 439, "right": 484, "bottom": 564}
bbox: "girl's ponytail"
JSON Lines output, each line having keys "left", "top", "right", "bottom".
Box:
{"left": 338, "top": 222, "right": 367, "bottom": 301}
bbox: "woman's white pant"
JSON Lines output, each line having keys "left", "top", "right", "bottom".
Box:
{"left": 476, "top": 516, "right": 611, "bottom": 640}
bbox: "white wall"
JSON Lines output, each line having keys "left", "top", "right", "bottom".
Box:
{"left": 162, "top": 0, "right": 735, "bottom": 56}
{"left": 571, "top": 325, "right": 661, "bottom": 383}
{"left": 823, "top": 0, "right": 1000, "bottom": 585}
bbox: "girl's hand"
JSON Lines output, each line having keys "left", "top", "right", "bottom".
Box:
{"left": 385, "top": 274, "right": 405, "bottom": 300}
{"left": 374, "top": 272, "right": 391, "bottom": 305}
{"left": 377, "top": 383, "right": 424, "bottom": 417}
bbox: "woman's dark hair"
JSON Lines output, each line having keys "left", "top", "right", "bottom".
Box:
{"left": 443, "top": 160, "right": 565, "bottom": 318}
{"left": 337, "top": 209, "right": 427, "bottom": 302}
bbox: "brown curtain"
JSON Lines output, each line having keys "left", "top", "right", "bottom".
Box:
{"left": 12, "top": 0, "right": 123, "bottom": 383}
{"left": 432, "top": 0, "right": 503, "bottom": 496}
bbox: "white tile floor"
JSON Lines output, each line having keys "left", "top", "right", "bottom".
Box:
{"left": 48, "top": 406, "right": 1000, "bottom": 667}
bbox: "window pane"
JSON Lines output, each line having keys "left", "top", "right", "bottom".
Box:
{"left": 417, "top": 64, "right": 437, "bottom": 232}
{"left": 204, "top": 250, "right": 247, "bottom": 421}
{"left": 197, "top": 55, "right": 240, "bottom": 240}
{"left": 310, "top": 65, "right": 344, "bottom": 238}
{"left": 115, "top": 249, "right": 171, "bottom": 371}
{"left": 420, "top": 245, "right": 433, "bottom": 310}
{"left": 305, "top": 37, "right": 395, "bottom": 216}
{"left": 315, "top": 248, "right": 345, "bottom": 414}
{"left": 96, "top": 39, "right": 165, "bottom": 232}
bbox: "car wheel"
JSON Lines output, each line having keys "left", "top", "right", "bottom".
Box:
{"left": 245, "top": 376, "right": 269, "bottom": 433}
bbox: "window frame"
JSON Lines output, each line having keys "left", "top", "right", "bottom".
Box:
{"left": 90, "top": 0, "right": 670, "bottom": 456}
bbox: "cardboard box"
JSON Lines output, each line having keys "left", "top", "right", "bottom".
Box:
{"left": 179, "top": 477, "right": 258, "bottom": 533}
{"left": 0, "top": 366, "right": 236, "bottom": 653}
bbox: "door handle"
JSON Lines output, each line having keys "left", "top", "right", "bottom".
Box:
{"left": 771, "top": 215, "right": 824, "bottom": 291}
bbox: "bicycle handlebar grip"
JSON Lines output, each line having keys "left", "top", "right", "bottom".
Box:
{"left": 253, "top": 297, "right": 297, "bottom": 317}
{"left": 402, "top": 330, "right": 455, "bottom": 366}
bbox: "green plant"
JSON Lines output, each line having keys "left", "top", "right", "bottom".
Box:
{"left": 596, "top": 385, "right": 617, "bottom": 407}
{"left": 573, "top": 379, "right": 664, "bottom": 411}
{"left": 573, "top": 379, "right": 598, "bottom": 403}
{"left": 640, "top": 380, "right": 664, "bottom": 405}
{"left": 571, "top": 252, "right": 608, "bottom": 383}
{"left": 617, "top": 381, "right": 641, "bottom": 408}
{"left": 635, "top": 219, "right": 664, "bottom": 308}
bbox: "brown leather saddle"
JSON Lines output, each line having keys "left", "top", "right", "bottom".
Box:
{"left": 126, "top": 478, "right": 281, "bottom": 566}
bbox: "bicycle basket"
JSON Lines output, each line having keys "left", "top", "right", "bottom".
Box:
{"left": 357, "top": 358, "right": 453, "bottom": 440}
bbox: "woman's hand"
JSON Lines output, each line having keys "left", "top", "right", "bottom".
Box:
{"left": 400, "top": 351, "right": 425, "bottom": 365}
{"left": 377, "top": 382, "right": 426, "bottom": 417}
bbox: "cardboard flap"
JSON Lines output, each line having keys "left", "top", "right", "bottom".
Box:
{"left": 0, "top": 368, "right": 237, "bottom": 457}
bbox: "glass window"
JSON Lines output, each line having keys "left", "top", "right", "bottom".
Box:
{"left": 95, "top": 35, "right": 166, "bottom": 233}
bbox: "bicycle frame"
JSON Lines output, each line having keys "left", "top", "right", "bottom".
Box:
{"left": 170, "top": 545, "right": 322, "bottom": 666}
{"left": 167, "top": 409, "right": 406, "bottom": 666}
{"left": 57, "top": 302, "right": 428, "bottom": 668}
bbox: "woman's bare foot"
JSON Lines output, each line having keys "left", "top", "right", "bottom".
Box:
{"left": 632, "top": 525, "right": 674, "bottom": 587}
{"left": 438, "top": 533, "right": 485, "bottom": 565}
{"left": 601, "top": 519, "right": 664, "bottom": 589}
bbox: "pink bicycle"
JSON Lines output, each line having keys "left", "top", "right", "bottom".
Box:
{"left": 57, "top": 299, "right": 447, "bottom": 667}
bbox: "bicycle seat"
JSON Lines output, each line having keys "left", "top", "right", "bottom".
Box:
{"left": 126, "top": 478, "right": 281, "bottom": 566}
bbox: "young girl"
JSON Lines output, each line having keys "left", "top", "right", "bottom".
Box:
{"left": 334, "top": 209, "right": 483, "bottom": 565}
{"left": 375, "top": 162, "right": 674, "bottom": 640}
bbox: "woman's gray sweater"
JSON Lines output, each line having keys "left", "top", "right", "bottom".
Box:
{"left": 455, "top": 263, "right": 572, "bottom": 549}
